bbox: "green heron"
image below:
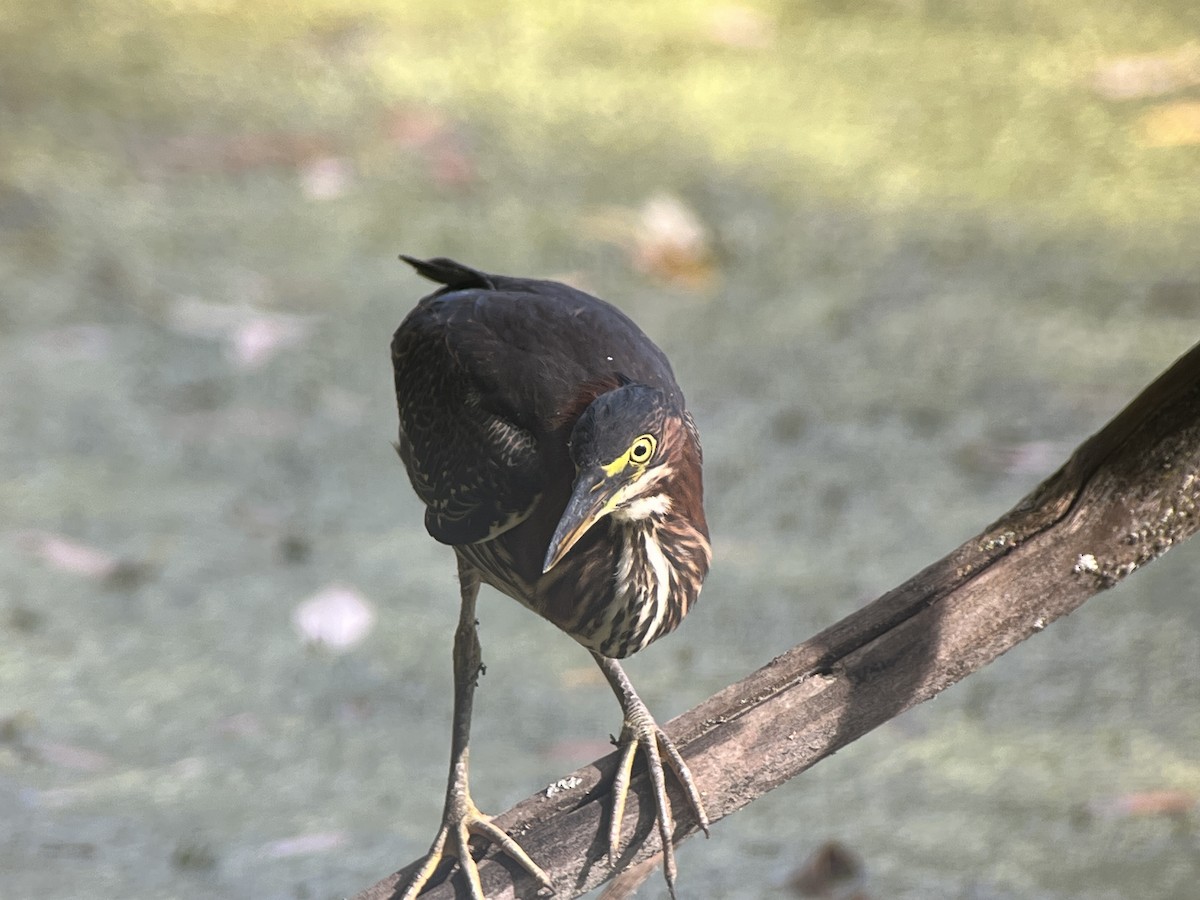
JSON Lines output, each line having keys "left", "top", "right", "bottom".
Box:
{"left": 392, "top": 256, "right": 710, "bottom": 899}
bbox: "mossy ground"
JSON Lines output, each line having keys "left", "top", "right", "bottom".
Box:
{"left": 2, "top": 2, "right": 1198, "bottom": 898}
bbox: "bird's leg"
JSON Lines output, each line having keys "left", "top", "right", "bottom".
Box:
{"left": 592, "top": 652, "right": 709, "bottom": 898}
{"left": 400, "top": 559, "right": 553, "bottom": 900}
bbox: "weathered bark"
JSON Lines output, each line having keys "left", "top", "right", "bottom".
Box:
{"left": 354, "top": 340, "right": 1200, "bottom": 900}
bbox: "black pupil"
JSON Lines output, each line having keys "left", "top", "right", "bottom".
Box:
{"left": 633, "top": 442, "right": 648, "bottom": 459}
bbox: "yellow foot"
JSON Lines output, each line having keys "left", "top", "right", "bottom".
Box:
{"left": 399, "top": 797, "right": 553, "bottom": 900}
{"left": 608, "top": 695, "right": 710, "bottom": 899}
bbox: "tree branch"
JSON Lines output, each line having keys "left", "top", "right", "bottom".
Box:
{"left": 354, "top": 340, "right": 1200, "bottom": 900}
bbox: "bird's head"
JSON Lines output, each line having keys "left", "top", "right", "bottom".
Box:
{"left": 543, "top": 383, "right": 695, "bottom": 573}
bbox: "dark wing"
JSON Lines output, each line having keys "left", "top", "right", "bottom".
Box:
{"left": 392, "top": 300, "right": 542, "bottom": 546}
{"left": 392, "top": 257, "right": 682, "bottom": 547}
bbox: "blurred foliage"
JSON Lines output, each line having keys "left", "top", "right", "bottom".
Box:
{"left": 1, "top": 0, "right": 1198, "bottom": 226}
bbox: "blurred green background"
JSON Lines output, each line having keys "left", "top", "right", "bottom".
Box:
{"left": 3, "top": 1, "right": 1199, "bottom": 898}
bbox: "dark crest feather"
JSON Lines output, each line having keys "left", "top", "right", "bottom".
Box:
{"left": 399, "top": 255, "right": 496, "bottom": 291}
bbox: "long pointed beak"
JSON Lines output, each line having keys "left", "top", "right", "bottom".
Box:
{"left": 543, "top": 468, "right": 619, "bottom": 574}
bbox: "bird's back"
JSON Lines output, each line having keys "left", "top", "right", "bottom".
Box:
{"left": 392, "top": 258, "right": 682, "bottom": 544}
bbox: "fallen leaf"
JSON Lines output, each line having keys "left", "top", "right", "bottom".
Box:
{"left": 1092, "top": 45, "right": 1200, "bottom": 101}
{"left": 299, "top": 155, "right": 354, "bottom": 200}
{"left": 292, "top": 584, "right": 376, "bottom": 651}
{"left": 633, "top": 193, "right": 717, "bottom": 290}
{"left": 167, "top": 296, "right": 318, "bottom": 369}
{"left": 260, "top": 831, "right": 349, "bottom": 858}
{"left": 581, "top": 194, "right": 717, "bottom": 289}
{"left": 956, "top": 439, "right": 1072, "bottom": 477}
{"left": 1139, "top": 101, "right": 1200, "bottom": 147}
{"left": 789, "top": 839, "right": 864, "bottom": 897}
{"left": 19, "top": 531, "right": 120, "bottom": 579}
{"left": 705, "top": 4, "right": 776, "bottom": 50}
{"left": 229, "top": 314, "right": 315, "bottom": 368}
{"left": 1092, "top": 790, "right": 1197, "bottom": 818}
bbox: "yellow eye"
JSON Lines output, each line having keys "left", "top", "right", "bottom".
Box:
{"left": 628, "top": 434, "right": 656, "bottom": 464}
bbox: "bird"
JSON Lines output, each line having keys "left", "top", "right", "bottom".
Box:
{"left": 391, "top": 256, "right": 711, "bottom": 899}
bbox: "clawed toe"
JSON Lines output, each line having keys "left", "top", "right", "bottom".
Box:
{"left": 399, "top": 802, "right": 553, "bottom": 900}
{"left": 607, "top": 710, "right": 709, "bottom": 898}
{"left": 594, "top": 654, "right": 709, "bottom": 897}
